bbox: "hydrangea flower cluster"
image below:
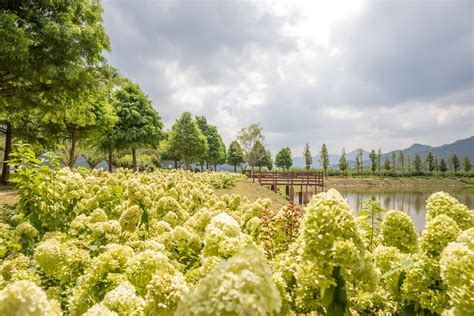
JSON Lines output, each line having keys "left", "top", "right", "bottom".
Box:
{"left": 379, "top": 210, "right": 418, "bottom": 253}
{"left": 1, "top": 165, "right": 473, "bottom": 315}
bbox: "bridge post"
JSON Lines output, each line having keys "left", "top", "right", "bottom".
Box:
{"left": 298, "top": 191, "right": 303, "bottom": 204}
{"left": 285, "top": 185, "right": 289, "bottom": 196}
{"left": 289, "top": 186, "right": 295, "bottom": 203}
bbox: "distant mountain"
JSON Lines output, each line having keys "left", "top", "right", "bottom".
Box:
{"left": 380, "top": 136, "right": 474, "bottom": 164}
{"left": 292, "top": 136, "right": 474, "bottom": 168}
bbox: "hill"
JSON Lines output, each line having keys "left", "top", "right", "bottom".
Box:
{"left": 292, "top": 136, "right": 474, "bottom": 168}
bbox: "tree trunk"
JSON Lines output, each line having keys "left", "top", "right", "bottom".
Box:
{"left": 1, "top": 122, "right": 12, "bottom": 185}
{"left": 200, "top": 162, "right": 204, "bottom": 172}
{"left": 68, "top": 126, "right": 77, "bottom": 168}
{"left": 206, "top": 162, "right": 209, "bottom": 170}
{"left": 174, "top": 160, "right": 178, "bottom": 169}
{"left": 132, "top": 147, "right": 137, "bottom": 172}
{"left": 234, "top": 165, "right": 237, "bottom": 172}
{"left": 214, "top": 164, "right": 217, "bottom": 171}
{"left": 108, "top": 149, "right": 113, "bottom": 172}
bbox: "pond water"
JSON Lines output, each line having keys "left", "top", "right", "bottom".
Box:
{"left": 298, "top": 186, "right": 474, "bottom": 234}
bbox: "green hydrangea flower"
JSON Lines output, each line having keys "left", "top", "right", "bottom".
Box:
{"left": 420, "top": 214, "right": 459, "bottom": 258}
{"left": 0, "top": 280, "right": 62, "bottom": 316}
{"left": 440, "top": 228, "right": 474, "bottom": 314}
{"left": 426, "top": 192, "right": 474, "bottom": 230}
{"left": 379, "top": 210, "right": 418, "bottom": 253}
{"left": 176, "top": 245, "right": 281, "bottom": 316}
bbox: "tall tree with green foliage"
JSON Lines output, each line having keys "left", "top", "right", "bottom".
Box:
{"left": 369, "top": 149, "right": 377, "bottom": 173}
{"left": 275, "top": 147, "right": 293, "bottom": 171}
{"left": 355, "top": 149, "right": 363, "bottom": 175}
{"left": 248, "top": 141, "right": 267, "bottom": 171}
{"left": 414, "top": 154, "right": 422, "bottom": 174}
{"left": 196, "top": 116, "right": 226, "bottom": 170}
{"left": 263, "top": 149, "right": 273, "bottom": 171}
{"left": 377, "top": 148, "right": 382, "bottom": 174}
{"left": 426, "top": 152, "right": 435, "bottom": 173}
{"left": 159, "top": 133, "right": 182, "bottom": 169}
{"left": 0, "top": 0, "right": 110, "bottom": 183}
{"left": 168, "top": 112, "right": 207, "bottom": 170}
{"left": 339, "top": 148, "right": 348, "bottom": 175}
{"left": 464, "top": 156, "right": 471, "bottom": 173}
{"left": 319, "top": 144, "right": 329, "bottom": 178}
{"left": 43, "top": 71, "right": 118, "bottom": 168}
{"left": 227, "top": 140, "right": 244, "bottom": 172}
{"left": 439, "top": 158, "right": 448, "bottom": 173}
{"left": 384, "top": 158, "right": 391, "bottom": 171}
{"left": 391, "top": 152, "right": 396, "bottom": 172}
{"left": 303, "top": 143, "right": 312, "bottom": 170}
{"left": 112, "top": 82, "right": 164, "bottom": 171}
{"left": 236, "top": 123, "right": 265, "bottom": 169}
{"left": 398, "top": 151, "right": 405, "bottom": 175}
{"left": 451, "top": 154, "right": 460, "bottom": 173}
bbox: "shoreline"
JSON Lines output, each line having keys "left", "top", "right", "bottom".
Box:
{"left": 325, "top": 177, "right": 470, "bottom": 187}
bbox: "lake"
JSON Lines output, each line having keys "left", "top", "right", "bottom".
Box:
{"left": 330, "top": 186, "right": 474, "bottom": 234}
{"left": 293, "top": 186, "right": 474, "bottom": 234}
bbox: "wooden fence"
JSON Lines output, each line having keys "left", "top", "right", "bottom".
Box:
{"left": 247, "top": 171, "right": 325, "bottom": 204}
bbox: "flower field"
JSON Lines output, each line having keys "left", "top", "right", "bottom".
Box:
{"left": 0, "top": 160, "right": 473, "bottom": 315}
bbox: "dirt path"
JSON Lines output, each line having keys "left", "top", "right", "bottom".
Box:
{"left": 0, "top": 190, "right": 17, "bottom": 206}
{"left": 214, "top": 180, "right": 289, "bottom": 212}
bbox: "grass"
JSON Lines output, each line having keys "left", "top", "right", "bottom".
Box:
{"left": 460, "top": 178, "right": 474, "bottom": 185}
{"left": 215, "top": 179, "right": 289, "bottom": 213}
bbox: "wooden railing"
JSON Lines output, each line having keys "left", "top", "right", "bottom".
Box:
{"left": 246, "top": 171, "right": 325, "bottom": 204}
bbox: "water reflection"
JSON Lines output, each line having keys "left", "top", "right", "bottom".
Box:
{"left": 295, "top": 186, "right": 474, "bottom": 234}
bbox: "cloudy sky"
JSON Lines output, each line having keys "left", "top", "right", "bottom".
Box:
{"left": 102, "top": 0, "right": 473, "bottom": 155}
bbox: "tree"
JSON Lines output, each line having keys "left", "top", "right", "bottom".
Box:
{"left": 426, "top": 152, "right": 435, "bottom": 173}
{"left": 414, "top": 154, "right": 422, "bottom": 174}
{"left": 384, "top": 158, "right": 391, "bottom": 171}
{"left": 319, "top": 144, "right": 329, "bottom": 178}
{"left": 0, "top": 1, "right": 110, "bottom": 183}
{"left": 406, "top": 154, "right": 411, "bottom": 175}
{"left": 263, "top": 149, "right": 273, "bottom": 171}
{"left": 236, "top": 124, "right": 265, "bottom": 169}
{"left": 303, "top": 143, "right": 312, "bottom": 170}
{"left": 355, "top": 149, "right": 363, "bottom": 175}
{"left": 369, "top": 149, "right": 377, "bottom": 173}
{"left": 159, "top": 133, "right": 182, "bottom": 169}
{"left": 391, "top": 152, "right": 397, "bottom": 172}
{"left": 43, "top": 74, "right": 117, "bottom": 168}
{"left": 439, "top": 158, "right": 448, "bottom": 173}
{"left": 451, "top": 154, "right": 460, "bottom": 173}
{"left": 377, "top": 148, "right": 382, "bottom": 174}
{"left": 196, "top": 116, "right": 226, "bottom": 170}
{"left": 248, "top": 141, "right": 267, "bottom": 171}
{"left": 464, "top": 156, "right": 472, "bottom": 173}
{"left": 167, "top": 112, "right": 207, "bottom": 170}
{"left": 339, "top": 148, "right": 348, "bottom": 175}
{"left": 227, "top": 140, "right": 244, "bottom": 172}
{"left": 275, "top": 147, "right": 293, "bottom": 171}
{"left": 398, "top": 151, "right": 405, "bottom": 175}
{"left": 112, "top": 82, "right": 164, "bottom": 171}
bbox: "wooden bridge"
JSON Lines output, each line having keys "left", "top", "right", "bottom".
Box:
{"left": 247, "top": 171, "right": 325, "bottom": 204}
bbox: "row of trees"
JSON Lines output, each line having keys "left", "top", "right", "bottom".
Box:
{"left": 0, "top": 1, "right": 233, "bottom": 182}
{"left": 270, "top": 143, "right": 472, "bottom": 178}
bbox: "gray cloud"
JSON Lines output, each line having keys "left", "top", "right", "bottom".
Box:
{"left": 102, "top": 0, "right": 474, "bottom": 154}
